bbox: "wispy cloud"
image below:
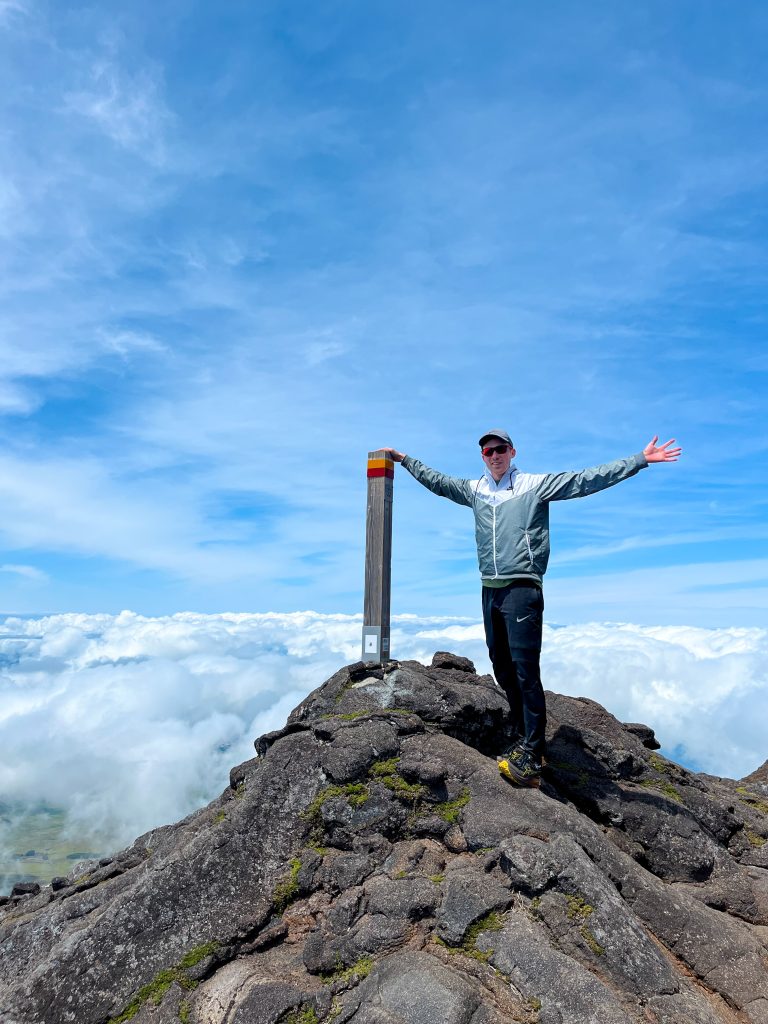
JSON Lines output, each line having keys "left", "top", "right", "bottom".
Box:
{"left": 0, "top": 381, "right": 39, "bottom": 415}
{"left": 554, "top": 524, "right": 768, "bottom": 566}
{"left": 0, "top": 563, "right": 47, "bottom": 582}
{"left": 303, "top": 330, "right": 353, "bottom": 366}
{"left": 0, "top": 0, "right": 27, "bottom": 25}
{"left": 63, "top": 59, "right": 172, "bottom": 162}
{"left": 96, "top": 327, "right": 166, "bottom": 359}
{"left": 0, "top": 452, "right": 274, "bottom": 583}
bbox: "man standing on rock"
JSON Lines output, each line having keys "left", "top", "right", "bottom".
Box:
{"left": 382, "top": 432, "right": 681, "bottom": 789}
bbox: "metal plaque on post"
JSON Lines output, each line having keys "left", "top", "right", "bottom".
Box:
{"left": 362, "top": 450, "right": 394, "bottom": 662}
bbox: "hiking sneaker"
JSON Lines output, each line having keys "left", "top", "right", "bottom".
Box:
{"left": 498, "top": 750, "right": 542, "bottom": 788}
{"left": 496, "top": 746, "right": 524, "bottom": 764}
{"left": 495, "top": 734, "right": 525, "bottom": 762}
{"left": 496, "top": 748, "right": 548, "bottom": 768}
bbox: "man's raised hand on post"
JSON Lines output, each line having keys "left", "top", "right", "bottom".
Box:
{"left": 643, "top": 436, "right": 682, "bottom": 463}
{"left": 380, "top": 448, "right": 406, "bottom": 463}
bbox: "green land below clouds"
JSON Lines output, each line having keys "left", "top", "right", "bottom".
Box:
{"left": 0, "top": 804, "right": 108, "bottom": 895}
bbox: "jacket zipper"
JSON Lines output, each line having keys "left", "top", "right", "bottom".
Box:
{"left": 524, "top": 530, "right": 534, "bottom": 566}
{"left": 492, "top": 505, "right": 499, "bottom": 578}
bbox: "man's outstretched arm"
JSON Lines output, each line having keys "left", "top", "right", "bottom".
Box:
{"left": 379, "top": 447, "right": 474, "bottom": 506}
{"left": 535, "top": 435, "right": 682, "bottom": 502}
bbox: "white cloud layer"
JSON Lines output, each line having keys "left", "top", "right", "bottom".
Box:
{"left": 1, "top": 609, "right": 766, "bottom": 889}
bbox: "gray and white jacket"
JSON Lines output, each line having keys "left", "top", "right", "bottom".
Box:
{"left": 401, "top": 452, "right": 648, "bottom": 585}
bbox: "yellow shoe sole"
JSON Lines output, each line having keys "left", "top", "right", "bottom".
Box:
{"left": 498, "top": 759, "right": 541, "bottom": 789}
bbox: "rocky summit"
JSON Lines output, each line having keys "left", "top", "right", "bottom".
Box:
{"left": 2, "top": 654, "right": 768, "bottom": 1024}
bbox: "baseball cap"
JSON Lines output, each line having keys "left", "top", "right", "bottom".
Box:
{"left": 479, "top": 429, "right": 514, "bottom": 448}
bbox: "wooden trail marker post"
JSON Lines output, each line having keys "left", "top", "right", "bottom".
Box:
{"left": 362, "top": 450, "right": 394, "bottom": 662}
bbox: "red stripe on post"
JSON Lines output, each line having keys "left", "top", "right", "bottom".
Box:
{"left": 367, "top": 467, "right": 395, "bottom": 479}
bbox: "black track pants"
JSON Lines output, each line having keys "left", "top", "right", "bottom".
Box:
{"left": 481, "top": 582, "right": 546, "bottom": 760}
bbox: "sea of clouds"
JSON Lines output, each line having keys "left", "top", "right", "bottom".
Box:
{"left": 1, "top": 611, "right": 766, "bottom": 887}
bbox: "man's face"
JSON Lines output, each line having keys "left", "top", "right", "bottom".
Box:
{"left": 481, "top": 439, "right": 515, "bottom": 481}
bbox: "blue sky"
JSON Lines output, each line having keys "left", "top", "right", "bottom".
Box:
{"left": 1, "top": 0, "right": 767, "bottom": 626}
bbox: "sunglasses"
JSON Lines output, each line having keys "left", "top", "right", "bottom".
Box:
{"left": 482, "top": 444, "right": 510, "bottom": 457}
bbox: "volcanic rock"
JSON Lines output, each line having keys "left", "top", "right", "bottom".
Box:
{"left": 1, "top": 656, "right": 767, "bottom": 1024}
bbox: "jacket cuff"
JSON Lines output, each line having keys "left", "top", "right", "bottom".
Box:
{"left": 635, "top": 452, "right": 648, "bottom": 469}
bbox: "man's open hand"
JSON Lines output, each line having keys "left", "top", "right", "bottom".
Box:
{"left": 379, "top": 447, "right": 406, "bottom": 462}
{"left": 643, "top": 436, "right": 682, "bottom": 463}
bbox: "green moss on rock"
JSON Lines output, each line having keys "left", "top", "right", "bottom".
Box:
{"left": 562, "top": 894, "right": 604, "bottom": 956}
{"left": 273, "top": 858, "right": 302, "bottom": 913}
{"left": 565, "top": 894, "right": 594, "bottom": 921}
{"left": 639, "top": 779, "right": 682, "bottom": 803}
{"left": 282, "top": 1006, "right": 320, "bottom": 1024}
{"left": 108, "top": 941, "right": 220, "bottom": 1023}
{"left": 465, "top": 911, "right": 503, "bottom": 943}
{"left": 737, "top": 789, "right": 768, "bottom": 815}
{"left": 368, "top": 758, "right": 425, "bottom": 802}
{"left": 301, "top": 782, "right": 372, "bottom": 848}
{"left": 649, "top": 753, "right": 669, "bottom": 774}
{"left": 434, "top": 912, "right": 504, "bottom": 965}
{"left": 303, "top": 784, "right": 370, "bottom": 823}
{"left": 178, "top": 941, "right": 220, "bottom": 970}
{"left": 580, "top": 925, "right": 605, "bottom": 956}
{"left": 433, "top": 788, "right": 470, "bottom": 823}
{"left": 321, "top": 956, "right": 374, "bottom": 986}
